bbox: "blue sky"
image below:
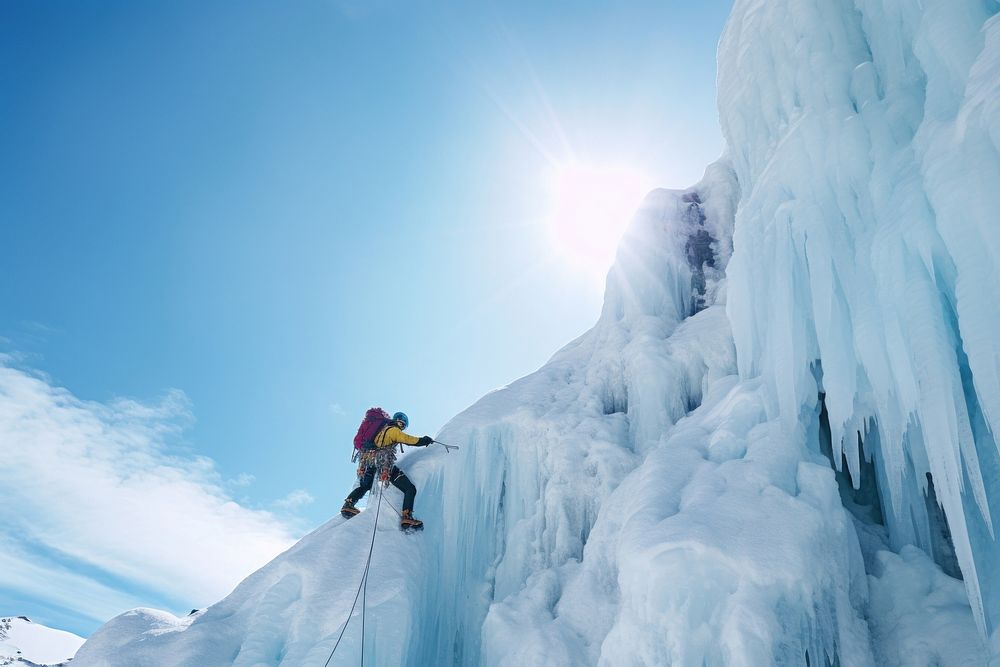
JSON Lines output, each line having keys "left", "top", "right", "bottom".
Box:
{"left": 0, "top": 0, "right": 731, "bottom": 636}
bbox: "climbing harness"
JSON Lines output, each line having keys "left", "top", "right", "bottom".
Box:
{"left": 356, "top": 447, "right": 398, "bottom": 485}
{"left": 324, "top": 485, "right": 384, "bottom": 667}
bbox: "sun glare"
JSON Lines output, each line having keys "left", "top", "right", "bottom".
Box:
{"left": 544, "top": 162, "right": 652, "bottom": 275}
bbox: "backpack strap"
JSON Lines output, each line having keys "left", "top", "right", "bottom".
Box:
{"left": 373, "top": 421, "right": 393, "bottom": 448}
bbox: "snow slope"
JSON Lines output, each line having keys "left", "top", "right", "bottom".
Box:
{"left": 0, "top": 616, "right": 84, "bottom": 666}
{"left": 73, "top": 0, "right": 1000, "bottom": 664}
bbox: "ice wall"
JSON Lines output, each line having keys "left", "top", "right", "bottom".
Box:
{"left": 720, "top": 0, "right": 1000, "bottom": 641}
{"left": 395, "top": 164, "right": 736, "bottom": 663}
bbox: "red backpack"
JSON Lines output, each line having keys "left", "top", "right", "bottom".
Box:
{"left": 353, "top": 407, "right": 392, "bottom": 451}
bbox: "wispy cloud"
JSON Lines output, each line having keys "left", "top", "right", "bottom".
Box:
{"left": 0, "top": 537, "right": 150, "bottom": 624}
{"left": 0, "top": 360, "right": 298, "bottom": 626}
{"left": 18, "top": 320, "right": 59, "bottom": 335}
{"left": 230, "top": 472, "right": 256, "bottom": 487}
{"left": 329, "top": 402, "right": 347, "bottom": 417}
{"left": 273, "top": 489, "right": 315, "bottom": 510}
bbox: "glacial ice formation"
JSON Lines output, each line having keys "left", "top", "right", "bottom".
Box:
{"left": 722, "top": 0, "right": 1000, "bottom": 644}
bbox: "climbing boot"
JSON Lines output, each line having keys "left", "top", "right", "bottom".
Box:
{"left": 400, "top": 510, "right": 424, "bottom": 532}
{"left": 341, "top": 499, "right": 360, "bottom": 519}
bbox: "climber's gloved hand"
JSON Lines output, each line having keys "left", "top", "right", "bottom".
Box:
{"left": 417, "top": 436, "right": 433, "bottom": 447}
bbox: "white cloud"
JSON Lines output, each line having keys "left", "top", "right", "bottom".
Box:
{"left": 273, "top": 489, "right": 315, "bottom": 510}
{"left": 0, "top": 538, "right": 149, "bottom": 624}
{"left": 329, "top": 402, "right": 347, "bottom": 417}
{"left": 230, "top": 472, "right": 256, "bottom": 487}
{"left": 19, "top": 320, "right": 59, "bottom": 335}
{"left": 0, "top": 362, "right": 298, "bottom": 624}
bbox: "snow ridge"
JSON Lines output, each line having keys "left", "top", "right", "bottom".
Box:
{"left": 0, "top": 616, "right": 84, "bottom": 666}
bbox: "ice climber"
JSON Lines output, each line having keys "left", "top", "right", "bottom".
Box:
{"left": 342, "top": 408, "right": 432, "bottom": 531}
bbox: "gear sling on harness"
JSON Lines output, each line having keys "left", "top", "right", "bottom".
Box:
{"left": 346, "top": 438, "right": 418, "bottom": 513}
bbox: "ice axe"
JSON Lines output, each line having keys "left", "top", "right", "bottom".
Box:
{"left": 433, "top": 440, "right": 460, "bottom": 453}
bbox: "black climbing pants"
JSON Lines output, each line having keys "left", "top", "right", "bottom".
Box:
{"left": 346, "top": 465, "right": 417, "bottom": 512}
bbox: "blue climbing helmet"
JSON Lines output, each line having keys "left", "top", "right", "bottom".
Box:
{"left": 392, "top": 412, "right": 409, "bottom": 429}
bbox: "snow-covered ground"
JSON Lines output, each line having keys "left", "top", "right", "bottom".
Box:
{"left": 0, "top": 617, "right": 84, "bottom": 666}
{"left": 72, "top": 0, "right": 1000, "bottom": 664}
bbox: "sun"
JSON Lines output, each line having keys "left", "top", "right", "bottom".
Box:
{"left": 543, "top": 162, "right": 652, "bottom": 275}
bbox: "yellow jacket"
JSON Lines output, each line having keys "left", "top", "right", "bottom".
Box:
{"left": 374, "top": 425, "right": 421, "bottom": 449}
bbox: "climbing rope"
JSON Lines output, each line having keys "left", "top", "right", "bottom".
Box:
{"left": 381, "top": 495, "right": 402, "bottom": 518}
{"left": 323, "top": 439, "right": 438, "bottom": 665}
{"left": 324, "top": 485, "right": 384, "bottom": 667}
